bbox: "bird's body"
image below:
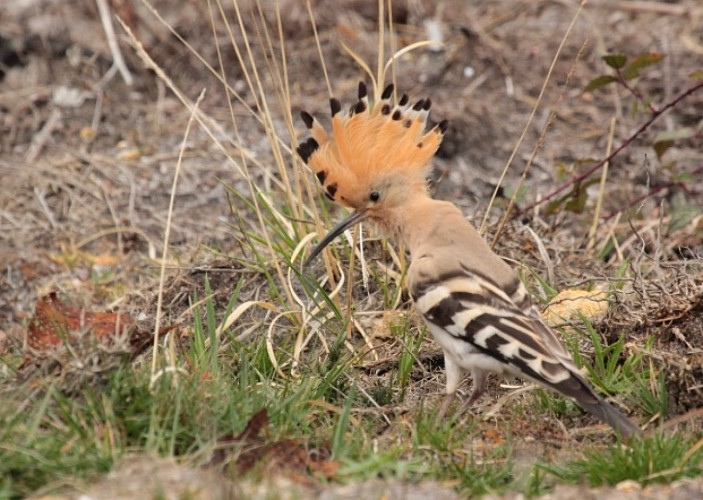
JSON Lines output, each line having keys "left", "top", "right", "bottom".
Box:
{"left": 298, "top": 82, "right": 641, "bottom": 437}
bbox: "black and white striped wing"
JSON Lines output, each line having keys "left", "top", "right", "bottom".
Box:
{"left": 410, "top": 269, "right": 592, "bottom": 400}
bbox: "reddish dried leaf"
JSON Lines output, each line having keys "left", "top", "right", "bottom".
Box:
{"left": 0, "top": 329, "right": 9, "bottom": 355}
{"left": 128, "top": 325, "right": 163, "bottom": 359}
{"left": 27, "top": 292, "right": 134, "bottom": 351}
{"left": 336, "top": 23, "right": 360, "bottom": 41}
{"left": 18, "top": 261, "right": 41, "bottom": 281}
{"left": 208, "top": 408, "right": 269, "bottom": 467}
{"left": 112, "top": 0, "right": 138, "bottom": 34}
{"left": 236, "top": 438, "right": 305, "bottom": 476}
{"left": 623, "top": 52, "right": 664, "bottom": 79}
{"left": 208, "top": 408, "right": 339, "bottom": 484}
{"left": 234, "top": 408, "right": 269, "bottom": 442}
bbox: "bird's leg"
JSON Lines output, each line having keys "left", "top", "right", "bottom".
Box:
{"left": 436, "top": 392, "right": 456, "bottom": 422}
{"left": 461, "top": 369, "right": 488, "bottom": 410}
{"left": 435, "top": 353, "right": 463, "bottom": 422}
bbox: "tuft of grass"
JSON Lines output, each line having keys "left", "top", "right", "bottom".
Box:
{"left": 531, "top": 387, "right": 579, "bottom": 420}
{"left": 331, "top": 384, "right": 357, "bottom": 460}
{"left": 411, "top": 405, "right": 476, "bottom": 452}
{"left": 574, "top": 322, "right": 634, "bottom": 396}
{"left": 393, "top": 322, "right": 425, "bottom": 401}
{"left": 450, "top": 444, "right": 515, "bottom": 497}
{"left": 517, "top": 264, "right": 558, "bottom": 306}
{"left": 567, "top": 317, "right": 668, "bottom": 421}
{"left": 367, "top": 380, "right": 394, "bottom": 407}
{"left": 531, "top": 312, "right": 667, "bottom": 424}
{"left": 338, "top": 449, "right": 430, "bottom": 481}
{"left": 542, "top": 433, "right": 703, "bottom": 487}
{"left": 629, "top": 367, "right": 668, "bottom": 420}
{"left": 525, "top": 465, "right": 551, "bottom": 497}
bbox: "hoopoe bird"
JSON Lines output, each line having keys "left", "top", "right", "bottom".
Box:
{"left": 297, "top": 82, "right": 641, "bottom": 438}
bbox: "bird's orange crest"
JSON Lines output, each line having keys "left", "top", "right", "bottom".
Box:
{"left": 296, "top": 82, "right": 447, "bottom": 209}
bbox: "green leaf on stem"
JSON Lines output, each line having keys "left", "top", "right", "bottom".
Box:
{"left": 584, "top": 75, "right": 618, "bottom": 92}
{"left": 602, "top": 53, "right": 627, "bottom": 70}
{"left": 545, "top": 178, "right": 598, "bottom": 215}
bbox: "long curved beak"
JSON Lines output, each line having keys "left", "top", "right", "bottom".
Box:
{"left": 305, "top": 210, "right": 368, "bottom": 266}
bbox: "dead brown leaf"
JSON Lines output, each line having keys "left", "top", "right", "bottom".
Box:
{"left": 208, "top": 408, "right": 340, "bottom": 486}
{"left": 27, "top": 292, "right": 134, "bottom": 351}
{"left": 24, "top": 292, "right": 159, "bottom": 361}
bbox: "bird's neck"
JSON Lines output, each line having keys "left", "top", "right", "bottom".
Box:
{"left": 386, "top": 195, "right": 463, "bottom": 254}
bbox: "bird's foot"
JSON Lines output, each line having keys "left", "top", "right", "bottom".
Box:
{"left": 456, "top": 386, "right": 485, "bottom": 415}
{"left": 435, "top": 393, "right": 456, "bottom": 424}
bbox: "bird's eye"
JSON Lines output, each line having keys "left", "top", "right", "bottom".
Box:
{"left": 369, "top": 191, "right": 380, "bottom": 203}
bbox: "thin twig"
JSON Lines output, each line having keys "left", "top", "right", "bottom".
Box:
{"left": 95, "top": 0, "right": 133, "bottom": 86}
{"left": 25, "top": 108, "right": 61, "bottom": 162}
{"left": 586, "top": 0, "right": 698, "bottom": 17}
{"left": 615, "top": 67, "right": 657, "bottom": 113}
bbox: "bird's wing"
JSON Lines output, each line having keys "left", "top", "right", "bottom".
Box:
{"left": 409, "top": 252, "right": 641, "bottom": 437}
{"left": 409, "top": 258, "right": 597, "bottom": 402}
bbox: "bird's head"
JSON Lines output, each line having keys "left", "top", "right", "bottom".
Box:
{"left": 297, "top": 82, "right": 447, "bottom": 264}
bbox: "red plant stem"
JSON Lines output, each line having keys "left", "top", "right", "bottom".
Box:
{"left": 518, "top": 79, "right": 703, "bottom": 216}
{"left": 616, "top": 68, "right": 657, "bottom": 113}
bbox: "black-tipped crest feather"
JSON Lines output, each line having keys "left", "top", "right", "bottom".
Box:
{"left": 300, "top": 110, "right": 314, "bottom": 129}
{"left": 296, "top": 137, "right": 318, "bottom": 164}
{"left": 330, "top": 98, "right": 341, "bottom": 117}
{"left": 381, "top": 83, "right": 394, "bottom": 99}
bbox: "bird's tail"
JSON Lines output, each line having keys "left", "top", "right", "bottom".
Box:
{"left": 542, "top": 368, "right": 642, "bottom": 438}
{"left": 576, "top": 394, "right": 642, "bottom": 438}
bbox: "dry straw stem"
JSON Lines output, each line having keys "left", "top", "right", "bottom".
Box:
{"left": 586, "top": 116, "right": 616, "bottom": 250}
{"left": 216, "top": 1, "right": 311, "bottom": 341}
{"left": 305, "top": 0, "right": 341, "bottom": 293}
{"left": 139, "top": 0, "right": 316, "bottom": 236}
{"left": 136, "top": 0, "right": 282, "bottom": 148}
{"left": 210, "top": 0, "right": 331, "bottom": 371}
{"left": 306, "top": 0, "right": 331, "bottom": 97}
{"left": 149, "top": 90, "right": 205, "bottom": 388}
{"left": 490, "top": 26, "right": 588, "bottom": 250}
{"left": 74, "top": 226, "right": 158, "bottom": 261}
{"left": 224, "top": 0, "right": 300, "bottom": 219}
{"left": 480, "top": 0, "right": 587, "bottom": 237}
{"left": 344, "top": 226, "right": 359, "bottom": 339}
